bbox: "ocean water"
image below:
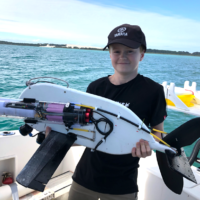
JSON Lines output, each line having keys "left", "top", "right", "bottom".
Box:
{"left": 0, "top": 44, "right": 200, "bottom": 167}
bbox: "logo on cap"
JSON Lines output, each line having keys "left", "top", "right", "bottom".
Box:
{"left": 114, "top": 27, "right": 128, "bottom": 37}
{"left": 117, "top": 27, "right": 126, "bottom": 33}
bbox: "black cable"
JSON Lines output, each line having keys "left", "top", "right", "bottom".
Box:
{"left": 91, "top": 111, "right": 113, "bottom": 136}
{"left": 97, "top": 108, "right": 150, "bottom": 134}
{"left": 90, "top": 111, "right": 114, "bottom": 151}
{"left": 29, "top": 133, "right": 39, "bottom": 137}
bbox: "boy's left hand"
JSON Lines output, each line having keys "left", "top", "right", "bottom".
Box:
{"left": 131, "top": 139, "right": 152, "bottom": 158}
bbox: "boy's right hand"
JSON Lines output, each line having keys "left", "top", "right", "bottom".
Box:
{"left": 45, "top": 126, "right": 51, "bottom": 138}
{"left": 131, "top": 139, "right": 152, "bottom": 158}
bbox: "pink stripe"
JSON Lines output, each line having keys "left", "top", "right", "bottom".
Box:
{"left": 46, "top": 103, "right": 65, "bottom": 113}
{"left": 184, "top": 89, "right": 194, "bottom": 95}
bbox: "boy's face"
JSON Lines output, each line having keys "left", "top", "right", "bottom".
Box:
{"left": 109, "top": 43, "right": 144, "bottom": 76}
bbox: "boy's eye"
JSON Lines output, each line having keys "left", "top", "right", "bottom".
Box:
{"left": 128, "top": 50, "right": 133, "bottom": 53}
{"left": 114, "top": 51, "right": 120, "bottom": 53}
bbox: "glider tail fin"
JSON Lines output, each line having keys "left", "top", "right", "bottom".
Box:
{"left": 16, "top": 131, "right": 77, "bottom": 192}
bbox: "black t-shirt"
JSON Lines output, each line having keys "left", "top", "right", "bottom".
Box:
{"left": 72, "top": 74, "right": 167, "bottom": 194}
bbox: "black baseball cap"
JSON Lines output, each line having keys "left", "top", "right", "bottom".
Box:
{"left": 103, "top": 24, "right": 146, "bottom": 51}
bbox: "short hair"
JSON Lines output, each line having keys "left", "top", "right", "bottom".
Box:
{"left": 140, "top": 45, "right": 145, "bottom": 53}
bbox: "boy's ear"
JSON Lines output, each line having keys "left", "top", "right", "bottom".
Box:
{"left": 140, "top": 52, "right": 145, "bottom": 61}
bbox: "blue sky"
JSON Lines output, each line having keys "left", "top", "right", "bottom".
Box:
{"left": 0, "top": 0, "right": 200, "bottom": 52}
{"left": 80, "top": 0, "right": 200, "bottom": 21}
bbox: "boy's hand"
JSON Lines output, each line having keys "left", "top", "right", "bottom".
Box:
{"left": 131, "top": 139, "right": 152, "bottom": 158}
{"left": 45, "top": 126, "right": 51, "bottom": 138}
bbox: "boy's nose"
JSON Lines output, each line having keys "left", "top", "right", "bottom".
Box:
{"left": 120, "top": 52, "right": 127, "bottom": 58}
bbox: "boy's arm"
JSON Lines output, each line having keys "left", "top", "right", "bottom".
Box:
{"left": 151, "top": 121, "right": 164, "bottom": 142}
{"left": 131, "top": 122, "right": 163, "bottom": 158}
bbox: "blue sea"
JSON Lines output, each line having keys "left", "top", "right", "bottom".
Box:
{"left": 0, "top": 44, "right": 200, "bottom": 167}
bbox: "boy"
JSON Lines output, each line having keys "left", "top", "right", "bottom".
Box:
{"left": 46, "top": 24, "right": 167, "bottom": 200}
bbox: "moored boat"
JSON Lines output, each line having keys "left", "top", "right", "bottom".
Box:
{"left": 162, "top": 81, "right": 200, "bottom": 116}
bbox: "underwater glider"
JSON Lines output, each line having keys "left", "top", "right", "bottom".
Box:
{"left": 0, "top": 77, "right": 200, "bottom": 194}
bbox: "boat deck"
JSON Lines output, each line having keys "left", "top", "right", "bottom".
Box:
{"left": 0, "top": 130, "right": 200, "bottom": 200}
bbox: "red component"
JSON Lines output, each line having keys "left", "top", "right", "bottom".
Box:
{"left": 85, "top": 113, "right": 90, "bottom": 118}
{"left": 86, "top": 108, "right": 91, "bottom": 113}
{"left": 85, "top": 118, "right": 89, "bottom": 123}
{"left": 2, "top": 177, "right": 13, "bottom": 185}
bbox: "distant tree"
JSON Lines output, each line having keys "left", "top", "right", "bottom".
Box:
{"left": 192, "top": 52, "right": 200, "bottom": 55}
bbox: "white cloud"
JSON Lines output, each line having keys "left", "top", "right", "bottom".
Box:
{"left": 0, "top": 0, "right": 200, "bottom": 52}
{"left": 32, "top": 39, "right": 40, "bottom": 42}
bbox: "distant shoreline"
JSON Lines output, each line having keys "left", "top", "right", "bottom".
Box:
{"left": 0, "top": 40, "right": 200, "bottom": 57}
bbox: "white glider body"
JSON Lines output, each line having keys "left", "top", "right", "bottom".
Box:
{"left": 0, "top": 83, "right": 173, "bottom": 155}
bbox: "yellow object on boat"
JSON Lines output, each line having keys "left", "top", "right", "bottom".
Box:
{"left": 178, "top": 94, "right": 195, "bottom": 107}
{"left": 191, "top": 96, "right": 200, "bottom": 105}
{"left": 166, "top": 99, "right": 175, "bottom": 106}
{"left": 166, "top": 94, "right": 195, "bottom": 107}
